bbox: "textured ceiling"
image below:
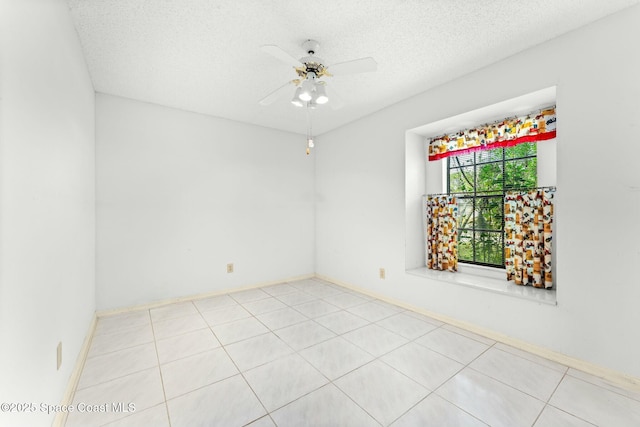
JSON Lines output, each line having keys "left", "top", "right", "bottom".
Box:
{"left": 67, "top": 0, "right": 638, "bottom": 135}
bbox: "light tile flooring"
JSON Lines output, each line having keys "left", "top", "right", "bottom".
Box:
{"left": 65, "top": 278, "right": 640, "bottom": 427}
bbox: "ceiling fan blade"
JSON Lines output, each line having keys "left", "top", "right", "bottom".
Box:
{"left": 259, "top": 81, "right": 294, "bottom": 106}
{"left": 261, "top": 45, "right": 302, "bottom": 68}
{"left": 328, "top": 57, "right": 377, "bottom": 76}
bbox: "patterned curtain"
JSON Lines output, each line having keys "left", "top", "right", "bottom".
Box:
{"left": 504, "top": 188, "right": 555, "bottom": 288}
{"left": 428, "top": 106, "right": 556, "bottom": 161}
{"left": 425, "top": 195, "right": 458, "bottom": 272}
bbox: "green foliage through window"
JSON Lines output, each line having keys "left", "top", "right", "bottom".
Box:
{"left": 448, "top": 143, "right": 537, "bottom": 267}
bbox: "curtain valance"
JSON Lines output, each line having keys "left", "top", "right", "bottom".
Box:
{"left": 428, "top": 106, "right": 556, "bottom": 161}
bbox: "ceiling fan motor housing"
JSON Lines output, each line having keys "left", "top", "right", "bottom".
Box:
{"left": 302, "top": 39, "right": 320, "bottom": 56}
{"left": 298, "top": 39, "right": 327, "bottom": 78}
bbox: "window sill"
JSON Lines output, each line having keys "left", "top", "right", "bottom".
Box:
{"left": 406, "top": 267, "right": 557, "bottom": 306}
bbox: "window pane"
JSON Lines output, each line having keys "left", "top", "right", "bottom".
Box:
{"left": 504, "top": 158, "right": 537, "bottom": 189}
{"left": 474, "top": 231, "right": 503, "bottom": 266}
{"left": 446, "top": 142, "right": 537, "bottom": 269}
{"left": 505, "top": 142, "right": 536, "bottom": 159}
{"left": 476, "top": 148, "right": 502, "bottom": 164}
{"left": 458, "top": 229, "right": 473, "bottom": 263}
{"left": 475, "top": 196, "right": 503, "bottom": 231}
{"left": 449, "top": 166, "right": 474, "bottom": 193}
{"left": 457, "top": 197, "right": 474, "bottom": 229}
{"left": 476, "top": 162, "right": 503, "bottom": 192}
{"left": 450, "top": 153, "right": 474, "bottom": 168}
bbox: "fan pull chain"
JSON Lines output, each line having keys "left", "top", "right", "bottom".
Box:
{"left": 306, "top": 103, "right": 314, "bottom": 155}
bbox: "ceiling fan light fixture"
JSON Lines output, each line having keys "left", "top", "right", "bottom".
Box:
{"left": 299, "top": 79, "right": 313, "bottom": 101}
{"left": 299, "top": 91, "right": 312, "bottom": 102}
{"left": 309, "top": 86, "right": 318, "bottom": 103}
{"left": 314, "top": 84, "right": 328, "bottom": 104}
{"left": 291, "top": 87, "right": 304, "bottom": 107}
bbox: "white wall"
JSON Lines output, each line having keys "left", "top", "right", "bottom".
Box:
{"left": 316, "top": 5, "right": 640, "bottom": 378}
{"left": 96, "top": 94, "right": 315, "bottom": 310}
{"left": 0, "top": 1, "right": 96, "bottom": 426}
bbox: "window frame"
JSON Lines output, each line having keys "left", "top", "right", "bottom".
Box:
{"left": 446, "top": 144, "right": 537, "bottom": 269}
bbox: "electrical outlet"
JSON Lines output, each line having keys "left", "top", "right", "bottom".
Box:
{"left": 379, "top": 268, "right": 386, "bottom": 279}
{"left": 226, "top": 263, "right": 234, "bottom": 273}
{"left": 57, "top": 342, "right": 62, "bottom": 370}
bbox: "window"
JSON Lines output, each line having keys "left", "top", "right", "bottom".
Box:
{"left": 447, "top": 142, "right": 537, "bottom": 267}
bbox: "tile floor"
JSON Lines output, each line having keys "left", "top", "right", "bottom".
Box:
{"left": 64, "top": 278, "right": 640, "bottom": 427}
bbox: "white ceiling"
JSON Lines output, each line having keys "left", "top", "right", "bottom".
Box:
{"left": 67, "top": 0, "right": 638, "bottom": 135}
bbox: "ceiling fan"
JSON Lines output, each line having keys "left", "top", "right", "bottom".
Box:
{"left": 259, "top": 39, "right": 377, "bottom": 109}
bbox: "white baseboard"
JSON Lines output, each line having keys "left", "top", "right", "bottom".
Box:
{"left": 52, "top": 313, "right": 98, "bottom": 427}
{"left": 95, "top": 273, "right": 315, "bottom": 317}
{"left": 316, "top": 273, "right": 640, "bottom": 393}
